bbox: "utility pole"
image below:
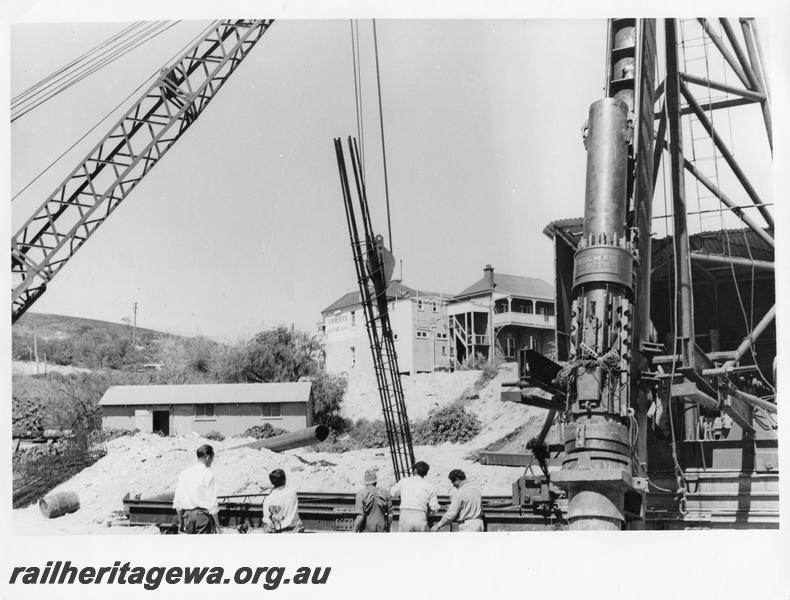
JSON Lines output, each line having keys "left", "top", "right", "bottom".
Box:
{"left": 132, "top": 302, "right": 138, "bottom": 348}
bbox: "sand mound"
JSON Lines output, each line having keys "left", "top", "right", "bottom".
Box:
{"left": 14, "top": 364, "right": 556, "bottom": 534}
{"left": 343, "top": 369, "right": 482, "bottom": 421}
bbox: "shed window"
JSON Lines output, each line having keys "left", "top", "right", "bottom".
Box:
{"left": 261, "top": 403, "right": 282, "bottom": 418}
{"left": 195, "top": 404, "right": 215, "bottom": 420}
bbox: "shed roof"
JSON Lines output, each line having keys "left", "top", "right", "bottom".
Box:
{"left": 98, "top": 382, "right": 312, "bottom": 407}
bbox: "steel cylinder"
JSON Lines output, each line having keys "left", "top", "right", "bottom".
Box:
{"left": 40, "top": 491, "right": 80, "bottom": 519}
{"left": 583, "top": 98, "right": 630, "bottom": 241}
{"left": 243, "top": 425, "right": 330, "bottom": 452}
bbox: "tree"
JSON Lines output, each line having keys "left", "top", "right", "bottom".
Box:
{"left": 209, "top": 326, "right": 347, "bottom": 430}
{"left": 212, "top": 326, "right": 322, "bottom": 383}
{"left": 309, "top": 372, "right": 348, "bottom": 432}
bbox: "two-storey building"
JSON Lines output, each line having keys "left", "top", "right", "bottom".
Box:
{"left": 319, "top": 280, "right": 451, "bottom": 375}
{"left": 448, "top": 265, "right": 556, "bottom": 366}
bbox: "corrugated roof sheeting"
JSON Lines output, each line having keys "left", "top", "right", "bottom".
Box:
{"left": 99, "top": 382, "right": 312, "bottom": 407}
{"left": 544, "top": 218, "right": 773, "bottom": 276}
{"left": 454, "top": 272, "right": 555, "bottom": 301}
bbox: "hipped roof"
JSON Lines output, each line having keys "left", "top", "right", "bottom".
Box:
{"left": 454, "top": 272, "right": 554, "bottom": 301}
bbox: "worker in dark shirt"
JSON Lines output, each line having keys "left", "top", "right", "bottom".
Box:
{"left": 353, "top": 469, "right": 391, "bottom": 532}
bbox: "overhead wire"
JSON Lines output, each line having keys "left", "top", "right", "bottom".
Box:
{"left": 12, "top": 21, "right": 180, "bottom": 122}
{"left": 12, "top": 21, "right": 145, "bottom": 105}
{"left": 11, "top": 20, "right": 218, "bottom": 203}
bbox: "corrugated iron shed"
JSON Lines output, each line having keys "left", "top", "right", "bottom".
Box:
{"left": 99, "top": 382, "right": 312, "bottom": 406}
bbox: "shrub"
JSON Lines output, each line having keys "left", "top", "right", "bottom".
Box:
{"left": 349, "top": 419, "right": 389, "bottom": 448}
{"left": 104, "top": 428, "right": 139, "bottom": 441}
{"left": 205, "top": 430, "right": 225, "bottom": 442}
{"left": 480, "top": 361, "right": 499, "bottom": 382}
{"left": 412, "top": 404, "right": 481, "bottom": 445}
{"left": 243, "top": 423, "right": 287, "bottom": 440}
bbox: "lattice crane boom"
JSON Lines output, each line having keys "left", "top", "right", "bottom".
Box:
{"left": 11, "top": 19, "right": 275, "bottom": 322}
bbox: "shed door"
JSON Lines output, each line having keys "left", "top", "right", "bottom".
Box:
{"left": 134, "top": 409, "right": 153, "bottom": 433}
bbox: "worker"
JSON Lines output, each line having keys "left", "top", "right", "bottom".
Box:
{"left": 353, "top": 469, "right": 392, "bottom": 533}
{"left": 172, "top": 444, "right": 221, "bottom": 534}
{"left": 430, "top": 469, "right": 484, "bottom": 532}
{"left": 262, "top": 469, "right": 303, "bottom": 533}
{"left": 389, "top": 461, "right": 439, "bottom": 532}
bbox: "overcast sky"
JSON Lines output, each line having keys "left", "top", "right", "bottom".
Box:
{"left": 9, "top": 18, "right": 776, "bottom": 340}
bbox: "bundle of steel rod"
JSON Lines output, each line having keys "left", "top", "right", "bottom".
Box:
{"left": 333, "top": 136, "right": 415, "bottom": 481}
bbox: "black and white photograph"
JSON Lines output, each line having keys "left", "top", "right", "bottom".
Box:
{"left": 3, "top": 4, "right": 789, "bottom": 599}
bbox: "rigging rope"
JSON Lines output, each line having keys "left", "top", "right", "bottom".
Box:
{"left": 11, "top": 21, "right": 218, "bottom": 203}
{"left": 372, "top": 19, "right": 394, "bottom": 254}
{"left": 12, "top": 21, "right": 144, "bottom": 105}
{"left": 11, "top": 21, "right": 180, "bottom": 122}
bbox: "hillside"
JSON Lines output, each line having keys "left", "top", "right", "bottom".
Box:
{"left": 12, "top": 312, "right": 181, "bottom": 370}
{"left": 13, "top": 312, "right": 172, "bottom": 342}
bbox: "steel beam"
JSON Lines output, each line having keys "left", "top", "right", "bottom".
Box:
{"left": 741, "top": 19, "right": 771, "bottom": 99}
{"left": 719, "top": 19, "right": 761, "bottom": 90}
{"left": 664, "top": 142, "right": 774, "bottom": 248}
{"left": 689, "top": 252, "right": 774, "bottom": 271}
{"left": 679, "top": 81, "right": 773, "bottom": 230}
{"left": 724, "top": 305, "right": 776, "bottom": 367}
{"left": 697, "top": 19, "right": 751, "bottom": 89}
{"left": 729, "top": 388, "right": 777, "bottom": 415}
{"left": 665, "top": 19, "right": 698, "bottom": 439}
{"left": 738, "top": 18, "right": 773, "bottom": 152}
{"left": 679, "top": 72, "right": 764, "bottom": 101}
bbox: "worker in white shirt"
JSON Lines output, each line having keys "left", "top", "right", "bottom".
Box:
{"left": 173, "top": 444, "right": 221, "bottom": 534}
{"left": 390, "top": 461, "right": 439, "bottom": 532}
{"left": 262, "top": 469, "right": 303, "bottom": 533}
{"left": 430, "top": 469, "right": 484, "bottom": 532}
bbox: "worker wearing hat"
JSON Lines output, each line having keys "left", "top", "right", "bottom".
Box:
{"left": 353, "top": 469, "right": 392, "bottom": 532}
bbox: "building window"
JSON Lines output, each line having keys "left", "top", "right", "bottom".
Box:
{"left": 261, "top": 403, "right": 282, "bottom": 418}
{"left": 529, "top": 336, "right": 536, "bottom": 350}
{"left": 195, "top": 404, "right": 215, "bottom": 420}
{"left": 417, "top": 299, "right": 424, "bottom": 311}
{"left": 416, "top": 330, "right": 429, "bottom": 339}
{"left": 350, "top": 346, "right": 356, "bottom": 368}
{"left": 432, "top": 302, "right": 438, "bottom": 313}
{"left": 441, "top": 345, "right": 447, "bottom": 356}
{"left": 351, "top": 310, "right": 356, "bottom": 327}
{"left": 393, "top": 333, "right": 399, "bottom": 341}
{"left": 505, "top": 337, "right": 516, "bottom": 358}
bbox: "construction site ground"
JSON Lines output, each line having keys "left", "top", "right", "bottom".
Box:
{"left": 13, "top": 363, "right": 555, "bottom": 534}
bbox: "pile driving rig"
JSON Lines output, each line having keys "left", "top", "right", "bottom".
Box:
{"left": 506, "top": 18, "right": 777, "bottom": 530}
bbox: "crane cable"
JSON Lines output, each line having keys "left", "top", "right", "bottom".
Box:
{"left": 11, "top": 21, "right": 219, "bottom": 203}
{"left": 350, "top": 20, "right": 365, "bottom": 176}
{"left": 11, "top": 21, "right": 180, "bottom": 122}
{"left": 12, "top": 21, "right": 144, "bottom": 105}
{"left": 372, "top": 19, "right": 394, "bottom": 254}
{"left": 11, "top": 21, "right": 170, "bottom": 116}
